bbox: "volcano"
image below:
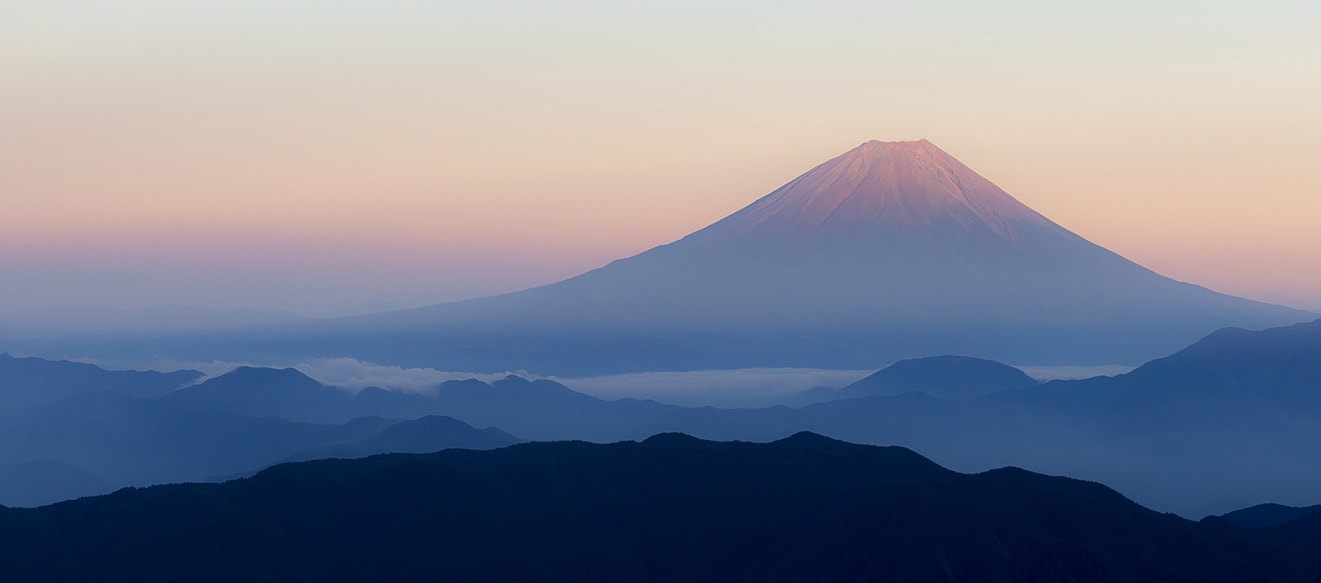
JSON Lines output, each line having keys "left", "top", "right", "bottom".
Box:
{"left": 211, "top": 140, "right": 1313, "bottom": 373}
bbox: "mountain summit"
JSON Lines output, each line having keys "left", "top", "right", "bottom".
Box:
{"left": 149, "top": 140, "right": 1312, "bottom": 374}
{"left": 705, "top": 139, "right": 1049, "bottom": 242}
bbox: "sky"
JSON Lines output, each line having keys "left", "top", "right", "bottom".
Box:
{"left": 3, "top": 0, "right": 1319, "bottom": 316}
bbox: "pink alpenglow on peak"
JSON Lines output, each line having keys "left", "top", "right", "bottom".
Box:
{"left": 711, "top": 139, "right": 1051, "bottom": 244}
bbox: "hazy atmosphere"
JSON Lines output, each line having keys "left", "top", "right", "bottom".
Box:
{"left": 4, "top": 3, "right": 1321, "bottom": 580}
{"left": 4, "top": 1, "right": 1319, "bottom": 315}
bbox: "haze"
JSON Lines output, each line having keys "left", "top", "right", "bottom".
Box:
{"left": 3, "top": 1, "right": 1320, "bottom": 315}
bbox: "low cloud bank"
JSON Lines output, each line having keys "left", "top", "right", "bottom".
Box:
{"left": 293, "top": 358, "right": 520, "bottom": 394}
{"left": 134, "top": 357, "right": 870, "bottom": 406}
{"left": 69, "top": 354, "right": 1130, "bottom": 406}
{"left": 547, "top": 368, "right": 873, "bottom": 408}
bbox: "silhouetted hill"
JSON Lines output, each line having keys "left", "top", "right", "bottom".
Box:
{"left": 1124, "top": 318, "right": 1321, "bottom": 407}
{"left": 1220, "top": 504, "right": 1321, "bottom": 529}
{"left": 159, "top": 367, "right": 678, "bottom": 439}
{"left": 2, "top": 434, "right": 1320, "bottom": 582}
{"left": 0, "top": 391, "right": 396, "bottom": 489}
{"left": 832, "top": 355, "right": 1040, "bottom": 401}
{"left": 992, "top": 318, "right": 1321, "bottom": 416}
{"left": 280, "top": 415, "right": 520, "bottom": 463}
{"left": 163, "top": 366, "right": 354, "bottom": 422}
{"left": 0, "top": 370, "right": 527, "bottom": 506}
{"left": 100, "top": 320, "right": 1321, "bottom": 516}
{"left": 8, "top": 318, "right": 1321, "bottom": 516}
{"left": 0, "top": 353, "right": 201, "bottom": 414}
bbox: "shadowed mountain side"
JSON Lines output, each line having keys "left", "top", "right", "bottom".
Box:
{"left": 831, "top": 355, "right": 1040, "bottom": 402}
{"left": 1220, "top": 504, "right": 1321, "bottom": 529}
{"left": 0, "top": 360, "right": 527, "bottom": 507}
{"left": 0, "top": 391, "right": 396, "bottom": 489}
{"left": 155, "top": 367, "right": 794, "bottom": 443}
{"left": 164, "top": 366, "right": 352, "bottom": 423}
{"left": 167, "top": 320, "right": 1321, "bottom": 516}
{"left": 7, "top": 318, "right": 1321, "bottom": 514}
{"left": 992, "top": 318, "right": 1321, "bottom": 416}
{"left": 0, "top": 353, "right": 201, "bottom": 415}
{"left": 3, "top": 434, "right": 1321, "bottom": 582}
{"left": 12, "top": 140, "right": 1308, "bottom": 375}
{"left": 279, "top": 415, "right": 520, "bottom": 463}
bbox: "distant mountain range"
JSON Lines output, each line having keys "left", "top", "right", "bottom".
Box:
{"left": 4, "top": 140, "right": 1308, "bottom": 374}
{"left": 3, "top": 433, "right": 1321, "bottom": 582}
{"left": 3, "top": 317, "right": 1320, "bottom": 514}
{"left": 0, "top": 353, "right": 201, "bottom": 414}
{"left": 0, "top": 355, "right": 521, "bottom": 506}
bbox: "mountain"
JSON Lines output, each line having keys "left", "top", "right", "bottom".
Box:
{"left": 279, "top": 415, "right": 520, "bottom": 463}
{"left": 996, "top": 318, "right": 1321, "bottom": 414}
{"left": 109, "top": 139, "right": 1307, "bottom": 375}
{"left": 163, "top": 366, "right": 352, "bottom": 422}
{"left": 0, "top": 353, "right": 202, "bottom": 415}
{"left": 1121, "top": 319, "right": 1321, "bottom": 405}
{"left": 6, "top": 318, "right": 1320, "bottom": 513}
{"left": 0, "top": 391, "right": 397, "bottom": 489}
{"left": 832, "top": 355, "right": 1040, "bottom": 401}
{"left": 3, "top": 433, "right": 1321, "bottom": 582}
{"left": 123, "top": 320, "right": 1321, "bottom": 516}
{"left": 0, "top": 388, "right": 523, "bottom": 506}
{"left": 1220, "top": 504, "right": 1321, "bottom": 529}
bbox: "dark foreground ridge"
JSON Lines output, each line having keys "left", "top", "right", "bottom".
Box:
{"left": 3, "top": 433, "right": 1321, "bottom": 582}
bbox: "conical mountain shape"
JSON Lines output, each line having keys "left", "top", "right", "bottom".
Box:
{"left": 698, "top": 139, "right": 1053, "bottom": 241}
{"left": 249, "top": 140, "right": 1311, "bottom": 375}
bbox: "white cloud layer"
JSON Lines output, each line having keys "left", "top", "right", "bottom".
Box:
{"left": 292, "top": 358, "right": 521, "bottom": 394}
{"left": 127, "top": 356, "right": 872, "bottom": 406}
{"left": 545, "top": 368, "right": 874, "bottom": 408}
{"left": 69, "top": 354, "right": 1124, "bottom": 407}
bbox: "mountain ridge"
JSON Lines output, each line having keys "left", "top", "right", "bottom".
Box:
{"left": 3, "top": 433, "right": 1320, "bottom": 581}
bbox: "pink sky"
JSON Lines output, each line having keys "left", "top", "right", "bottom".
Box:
{"left": 2, "top": 2, "right": 1319, "bottom": 315}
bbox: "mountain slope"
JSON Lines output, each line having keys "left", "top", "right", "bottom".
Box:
{"left": 1221, "top": 504, "right": 1321, "bottom": 529}
{"left": 9, "top": 141, "right": 1308, "bottom": 374}
{"left": 156, "top": 139, "right": 1305, "bottom": 375}
{"left": 834, "top": 355, "right": 1041, "bottom": 401}
{"left": 163, "top": 366, "right": 352, "bottom": 422}
{"left": 279, "top": 415, "right": 520, "bottom": 463}
{"left": 0, "top": 391, "right": 396, "bottom": 490}
{"left": 109, "top": 319, "right": 1321, "bottom": 516}
{"left": 2, "top": 433, "right": 1320, "bottom": 582}
{"left": 0, "top": 354, "right": 201, "bottom": 414}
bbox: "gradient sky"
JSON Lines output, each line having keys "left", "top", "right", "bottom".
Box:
{"left": 3, "top": 1, "right": 1319, "bottom": 315}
